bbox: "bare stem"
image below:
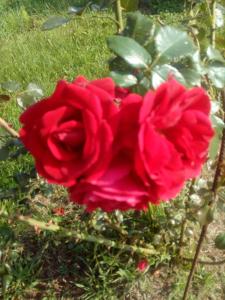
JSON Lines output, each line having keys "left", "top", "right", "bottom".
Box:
{"left": 114, "top": 0, "right": 123, "bottom": 33}
{"left": 182, "top": 226, "right": 208, "bottom": 300}
{"left": 0, "top": 117, "right": 19, "bottom": 138}
{"left": 177, "top": 218, "right": 187, "bottom": 257}
{"left": 182, "top": 89, "right": 225, "bottom": 300}
{"left": 211, "top": 0, "right": 216, "bottom": 48}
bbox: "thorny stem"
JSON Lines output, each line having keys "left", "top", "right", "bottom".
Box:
{"left": 16, "top": 215, "right": 158, "bottom": 256}
{"left": 211, "top": 0, "right": 216, "bottom": 48}
{"left": 0, "top": 117, "right": 19, "bottom": 138}
{"left": 114, "top": 0, "right": 124, "bottom": 33}
{"left": 182, "top": 89, "right": 225, "bottom": 300}
{"left": 177, "top": 219, "right": 187, "bottom": 257}
{"left": 177, "top": 180, "right": 195, "bottom": 258}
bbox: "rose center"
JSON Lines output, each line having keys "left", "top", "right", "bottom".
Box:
{"left": 55, "top": 128, "right": 85, "bottom": 151}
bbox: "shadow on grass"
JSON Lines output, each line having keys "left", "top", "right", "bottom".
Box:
{"left": 2, "top": 0, "right": 186, "bottom": 15}
{"left": 140, "top": 0, "right": 186, "bottom": 14}
{"left": 5, "top": 230, "right": 132, "bottom": 299}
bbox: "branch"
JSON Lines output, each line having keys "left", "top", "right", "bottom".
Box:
{"left": 17, "top": 215, "right": 158, "bottom": 256}
{"left": 0, "top": 117, "right": 19, "bottom": 138}
{"left": 211, "top": 0, "right": 216, "bottom": 48}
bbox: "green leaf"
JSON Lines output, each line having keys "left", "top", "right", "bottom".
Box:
{"left": 139, "top": 76, "right": 151, "bottom": 92}
{"left": 211, "top": 115, "right": 225, "bottom": 130}
{"left": 155, "top": 26, "right": 196, "bottom": 61}
{"left": 68, "top": 6, "right": 86, "bottom": 15}
{"left": 123, "top": 12, "right": 156, "bottom": 48}
{"left": 17, "top": 83, "right": 43, "bottom": 109}
{"left": 1, "top": 81, "right": 21, "bottom": 92}
{"left": 206, "top": 46, "right": 224, "bottom": 62}
{"left": 197, "top": 206, "right": 214, "bottom": 226}
{"left": 121, "top": 0, "right": 139, "bottom": 11}
{"left": 109, "top": 57, "right": 133, "bottom": 75}
{"left": 209, "top": 132, "right": 220, "bottom": 159}
{"left": 215, "top": 233, "right": 225, "bottom": 250}
{"left": 152, "top": 64, "right": 186, "bottom": 89}
{"left": 210, "top": 110, "right": 224, "bottom": 159}
{"left": 41, "top": 16, "right": 70, "bottom": 31}
{"left": 207, "top": 61, "right": 225, "bottom": 88}
{"left": 110, "top": 71, "right": 137, "bottom": 87}
{"left": 107, "top": 36, "right": 151, "bottom": 69}
{"left": 173, "top": 51, "right": 202, "bottom": 87}
{"left": 211, "top": 101, "right": 220, "bottom": 114}
{"left": 178, "top": 68, "right": 201, "bottom": 87}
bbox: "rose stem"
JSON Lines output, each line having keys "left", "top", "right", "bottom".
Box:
{"left": 177, "top": 180, "right": 195, "bottom": 258}
{"left": 182, "top": 90, "right": 225, "bottom": 300}
{"left": 114, "top": 0, "right": 124, "bottom": 33}
{"left": 15, "top": 215, "right": 157, "bottom": 256}
{"left": 0, "top": 117, "right": 19, "bottom": 138}
{"left": 211, "top": 0, "right": 216, "bottom": 48}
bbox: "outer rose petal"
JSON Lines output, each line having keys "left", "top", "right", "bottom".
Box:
{"left": 69, "top": 154, "right": 151, "bottom": 212}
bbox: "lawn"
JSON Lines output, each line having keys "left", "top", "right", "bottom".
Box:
{"left": 0, "top": 0, "right": 225, "bottom": 299}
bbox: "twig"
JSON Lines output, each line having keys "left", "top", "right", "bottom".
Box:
{"left": 0, "top": 117, "right": 19, "bottom": 138}
{"left": 182, "top": 89, "right": 225, "bottom": 300}
{"left": 114, "top": 0, "right": 123, "bottom": 33}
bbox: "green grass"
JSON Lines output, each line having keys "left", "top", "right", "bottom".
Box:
{"left": 0, "top": 1, "right": 224, "bottom": 299}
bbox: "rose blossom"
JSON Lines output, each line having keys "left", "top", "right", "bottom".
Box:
{"left": 69, "top": 93, "right": 153, "bottom": 212}
{"left": 19, "top": 76, "right": 122, "bottom": 187}
{"left": 135, "top": 78, "right": 214, "bottom": 201}
{"left": 69, "top": 79, "right": 214, "bottom": 211}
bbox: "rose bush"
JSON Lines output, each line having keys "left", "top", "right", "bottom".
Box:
{"left": 20, "top": 77, "right": 214, "bottom": 212}
{"left": 19, "top": 76, "right": 122, "bottom": 187}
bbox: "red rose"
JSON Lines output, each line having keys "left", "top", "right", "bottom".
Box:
{"left": 69, "top": 152, "right": 150, "bottom": 212}
{"left": 19, "top": 76, "right": 120, "bottom": 187}
{"left": 119, "top": 79, "right": 214, "bottom": 203}
{"left": 135, "top": 78, "right": 214, "bottom": 200}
